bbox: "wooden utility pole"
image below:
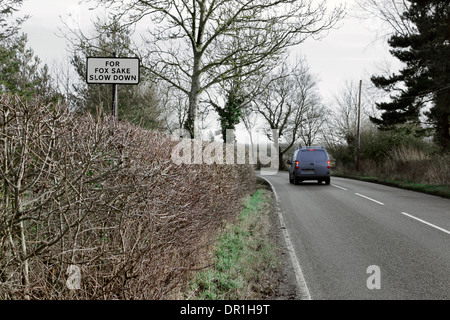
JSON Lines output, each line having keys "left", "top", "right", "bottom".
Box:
{"left": 356, "top": 80, "right": 362, "bottom": 171}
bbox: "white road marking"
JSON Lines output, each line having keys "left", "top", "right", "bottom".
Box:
{"left": 400, "top": 212, "right": 450, "bottom": 236}
{"left": 331, "top": 184, "right": 348, "bottom": 191}
{"left": 355, "top": 193, "right": 384, "bottom": 205}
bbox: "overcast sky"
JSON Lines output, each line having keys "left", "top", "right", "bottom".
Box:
{"left": 18, "top": 0, "right": 401, "bottom": 101}
{"left": 18, "top": 0, "right": 402, "bottom": 142}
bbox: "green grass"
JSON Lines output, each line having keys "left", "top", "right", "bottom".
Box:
{"left": 186, "top": 188, "right": 280, "bottom": 300}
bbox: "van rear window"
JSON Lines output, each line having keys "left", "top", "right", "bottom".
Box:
{"left": 315, "top": 151, "right": 327, "bottom": 161}
{"left": 299, "top": 151, "right": 315, "bottom": 163}
{"left": 299, "top": 150, "right": 327, "bottom": 162}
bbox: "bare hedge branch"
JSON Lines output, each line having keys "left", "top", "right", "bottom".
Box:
{"left": 0, "top": 94, "right": 255, "bottom": 299}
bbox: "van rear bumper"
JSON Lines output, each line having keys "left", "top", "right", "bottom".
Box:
{"left": 294, "top": 172, "right": 330, "bottom": 181}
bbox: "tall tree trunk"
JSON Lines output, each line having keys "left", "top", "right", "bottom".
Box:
{"left": 185, "top": 55, "right": 202, "bottom": 139}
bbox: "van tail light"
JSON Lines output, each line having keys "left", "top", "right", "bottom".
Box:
{"left": 327, "top": 160, "right": 331, "bottom": 169}
{"left": 295, "top": 161, "right": 299, "bottom": 170}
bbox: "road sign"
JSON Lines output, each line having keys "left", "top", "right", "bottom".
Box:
{"left": 86, "top": 57, "right": 140, "bottom": 85}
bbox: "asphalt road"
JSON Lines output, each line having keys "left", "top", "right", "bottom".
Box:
{"left": 258, "top": 172, "right": 450, "bottom": 300}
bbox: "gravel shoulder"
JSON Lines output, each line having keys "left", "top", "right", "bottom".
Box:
{"left": 256, "top": 178, "right": 300, "bottom": 300}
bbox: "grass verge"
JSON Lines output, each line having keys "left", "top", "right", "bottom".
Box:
{"left": 185, "top": 188, "right": 281, "bottom": 300}
{"left": 332, "top": 173, "right": 450, "bottom": 199}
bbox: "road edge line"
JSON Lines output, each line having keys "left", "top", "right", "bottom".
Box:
{"left": 258, "top": 175, "right": 312, "bottom": 300}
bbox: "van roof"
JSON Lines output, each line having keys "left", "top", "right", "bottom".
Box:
{"left": 298, "top": 146, "right": 327, "bottom": 150}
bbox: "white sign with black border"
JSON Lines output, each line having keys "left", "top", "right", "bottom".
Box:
{"left": 86, "top": 57, "right": 140, "bottom": 85}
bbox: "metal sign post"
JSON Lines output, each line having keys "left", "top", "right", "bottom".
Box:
{"left": 112, "top": 81, "right": 118, "bottom": 117}
{"left": 112, "top": 52, "right": 118, "bottom": 117}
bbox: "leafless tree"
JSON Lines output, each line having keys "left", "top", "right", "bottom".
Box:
{"left": 89, "top": 0, "right": 344, "bottom": 137}
{"left": 160, "top": 85, "right": 189, "bottom": 135}
{"left": 326, "top": 80, "right": 374, "bottom": 147}
{"left": 253, "top": 58, "right": 322, "bottom": 170}
{"left": 205, "top": 49, "right": 276, "bottom": 143}
{"left": 299, "top": 102, "right": 327, "bottom": 147}
{"left": 354, "top": 0, "right": 413, "bottom": 39}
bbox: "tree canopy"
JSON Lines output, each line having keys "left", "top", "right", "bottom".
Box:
{"left": 93, "top": 0, "right": 344, "bottom": 137}
{"left": 370, "top": 0, "right": 450, "bottom": 153}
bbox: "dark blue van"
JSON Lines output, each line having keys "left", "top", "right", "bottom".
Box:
{"left": 288, "top": 147, "right": 331, "bottom": 185}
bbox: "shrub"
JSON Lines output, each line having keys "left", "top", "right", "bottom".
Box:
{"left": 329, "top": 127, "right": 448, "bottom": 186}
{"left": 0, "top": 94, "right": 255, "bottom": 299}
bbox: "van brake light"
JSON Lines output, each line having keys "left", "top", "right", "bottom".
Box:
{"left": 295, "top": 161, "right": 299, "bottom": 170}
{"left": 327, "top": 160, "right": 331, "bottom": 169}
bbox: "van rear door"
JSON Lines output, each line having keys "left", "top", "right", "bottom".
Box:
{"left": 313, "top": 150, "right": 328, "bottom": 176}
{"left": 298, "top": 150, "right": 316, "bottom": 175}
{"left": 298, "top": 149, "right": 328, "bottom": 175}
